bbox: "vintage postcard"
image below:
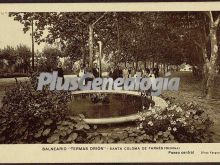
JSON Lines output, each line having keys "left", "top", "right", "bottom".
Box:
{"left": 0, "top": 2, "right": 220, "bottom": 163}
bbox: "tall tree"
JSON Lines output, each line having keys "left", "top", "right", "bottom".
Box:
{"left": 16, "top": 44, "right": 31, "bottom": 73}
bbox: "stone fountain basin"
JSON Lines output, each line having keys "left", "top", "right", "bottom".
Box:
{"left": 72, "top": 90, "right": 168, "bottom": 124}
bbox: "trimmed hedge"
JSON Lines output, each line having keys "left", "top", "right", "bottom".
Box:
{"left": 0, "top": 73, "right": 28, "bottom": 78}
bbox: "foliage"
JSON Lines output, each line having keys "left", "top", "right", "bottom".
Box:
{"left": 8, "top": 12, "right": 220, "bottom": 67}
{"left": 87, "top": 127, "right": 148, "bottom": 143}
{"left": 62, "top": 57, "right": 74, "bottom": 74}
{"left": 136, "top": 102, "right": 213, "bottom": 143}
{"left": 0, "top": 45, "right": 31, "bottom": 73}
{"left": 35, "top": 47, "right": 62, "bottom": 71}
{"left": 0, "top": 72, "right": 91, "bottom": 143}
{"left": 16, "top": 44, "right": 31, "bottom": 72}
{"left": 84, "top": 102, "right": 213, "bottom": 143}
{"left": 0, "top": 46, "right": 17, "bottom": 66}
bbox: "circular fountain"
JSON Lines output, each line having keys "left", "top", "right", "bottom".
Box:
{"left": 70, "top": 90, "right": 168, "bottom": 124}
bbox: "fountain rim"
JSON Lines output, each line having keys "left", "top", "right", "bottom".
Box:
{"left": 71, "top": 90, "right": 168, "bottom": 124}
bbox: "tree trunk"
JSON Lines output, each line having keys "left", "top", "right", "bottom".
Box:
{"left": 152, "top": 56, "right": 155, "bottom": 68}
{"left": 89, "top": 24, "right": 94, "bottom": 68}
{"left": 149, "top": 61, "right": 152, "bottom": 68}
{"left": 206, "top": 24, "right": 218, "bottom": 99}
{"left": 81, "top": 47, "right": 86, "bottom": 66}
{"left": 202, "top": 63, "right": 209, "bottom": 97}
{"left": 31, "top": 19, "right": 34, "bottom": 71}
{"left": 144, "top": 61, "right": 147, "bottom": 69}
{"left": 135, "top": 57, "right": 138, "bottom": 71}
{"left": 117, "top": 17, "right": 121, "bottom": 59}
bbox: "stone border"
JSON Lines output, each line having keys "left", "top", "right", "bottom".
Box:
{"left": 72, "top": 90, "right": 168, "bottom": 124}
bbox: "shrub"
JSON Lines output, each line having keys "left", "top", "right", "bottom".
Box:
{"left": 0, "top": 72, "right": 90, "bottom": 144}
{"left": 136, "top": 102, "right": 213, "bottom": 143}
{"left": 0, "top": 72, "right": 28, "bottom": 78}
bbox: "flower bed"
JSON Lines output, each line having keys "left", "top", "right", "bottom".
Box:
{"left": 136, "top": 102, "right": 213, "bottom": 143}
{"left": 85, "top": 102, "right": 213, "bottom": 143}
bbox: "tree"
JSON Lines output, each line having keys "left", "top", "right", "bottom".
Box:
{"left": 185, "top": 12, "right": 220, "bottom": 98}
{"left": 36, "top": 47, "right": 62, "bottom": 72}
{"left": 9, "top": 12, "right": 220, "bottom": 99}
{"left": 16, "top": 44, "right": 31, "bottom": 73}
{"left": 9, "top": 12, "right": 37, "bottom": 70}
{"left": 9, "top": 12, "right": 109, "bottom": 68}
{"left": 146, "top": 11, "right": 220, "bottom": 99}
{"left": 0, "top": 46, "right": 17, "bottom": 73}
{"left": 205, "top": 12, "right": 220, "bottom": 99}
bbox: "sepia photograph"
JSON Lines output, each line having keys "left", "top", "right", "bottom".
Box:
{"left": 0, "top": 9, "right": 220, "bottom": 146}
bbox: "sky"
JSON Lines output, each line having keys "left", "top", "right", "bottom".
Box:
{"left": 0, "top": 12, "right": 45, "bottom": 51}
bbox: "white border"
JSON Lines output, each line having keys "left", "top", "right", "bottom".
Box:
{"left": 1, "top": 2, "right": 220, "bottom": 163}
{"left": 1, "top": 2, "right": 220, "bottom": 12}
